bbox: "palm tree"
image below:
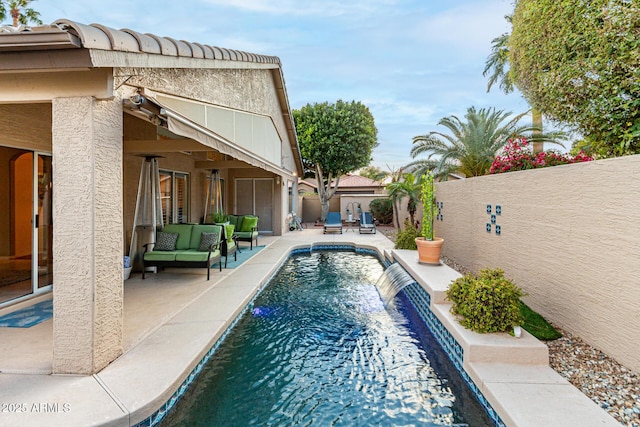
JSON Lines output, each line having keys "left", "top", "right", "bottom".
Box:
{"left": 407, "top": 107, "right": 561, "bottom": 179}
{"left": 0, "top": 0, "right": 42, "bottom": 27}
{"left": 385, "top": 171, "right": 420, "bottom": 229}
{"left": 483, "top": 15, "right": 544, "bottom": 153}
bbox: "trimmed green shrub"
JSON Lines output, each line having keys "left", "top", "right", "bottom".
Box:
{"left": 369, "top": 198, "right": 393, "bottom": 224}
{"left": 446, "top": 268, "right": 524, "bottom": 333}
{"left": 394, "top": 219, "right": 418, "bottom": 250}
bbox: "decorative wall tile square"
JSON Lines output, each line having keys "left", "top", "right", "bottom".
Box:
{"left": 491, "top": 214, "right": 496, "bottom": 224}
{"left": 495, "top": 205, "right": 502, "bottom": 215}
{"left": 486, "top": 223, "right": 492, "bottom": 232}
{"left": 486, "top": 204, "right": 492, "bottom": 214}
{"left": 495, "top": 225, "right": 501, "bottom": 235}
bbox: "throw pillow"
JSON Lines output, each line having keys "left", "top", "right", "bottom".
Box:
{"left": 240, "top": 216, "right": 258, "bottom": 232}
{"left": 155, "top": 231, "right": 178, "bottom": 251}
{"left": 198, "top": 232, "right": 219, "bottom": 251}
{"left": 224, "top": 224, "right": 235, "bottom": 242}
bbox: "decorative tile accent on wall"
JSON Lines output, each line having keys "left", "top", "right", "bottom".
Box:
{"left": 436, "top": 201, "right": 444, "bottom": 221}
{"left": 485, "top": 204, "right": 502, "bottom": 236}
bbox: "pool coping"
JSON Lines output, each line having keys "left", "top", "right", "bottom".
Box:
{"left": 392, "top": 249, "right": 620, "bottom": 427}
{"left": 0, "top": 239, "right": 621, "bottom": 426}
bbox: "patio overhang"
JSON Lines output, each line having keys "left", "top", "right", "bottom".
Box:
{"left": 124, "top": 93, "right": 293, "bottom": 177}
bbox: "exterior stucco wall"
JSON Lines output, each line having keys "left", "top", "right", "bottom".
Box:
{"left": 435, "top": 155, "right": 640, "bottom": 372}
{"left": 52, "top": 96, "right": 124, "bottom": 374}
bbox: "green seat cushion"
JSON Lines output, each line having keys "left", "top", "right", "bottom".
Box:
{"left": 227, "top": 215, "right": 241, "bottom": 230}
{"left": 144, "top": 251, "right": 179, "bottom": 262}
{"left": 175, "top": 249, "right": 220, "bottom": 262}
{"left": 163, "top": 224, "right": 193, "bottom": 250}
{"left": 240, "top": 216, "right": 258, "bottom": 232}
{"left": 189, "top": 224, "right": 222, "bottom": 249}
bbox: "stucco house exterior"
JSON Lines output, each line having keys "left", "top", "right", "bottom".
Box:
{"left": 0, "top": 20, "right": 303, "bottom": 374}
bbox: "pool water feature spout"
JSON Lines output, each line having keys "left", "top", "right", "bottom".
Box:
{"left": 376, "top": 263, "right": 416, "bottom": 308}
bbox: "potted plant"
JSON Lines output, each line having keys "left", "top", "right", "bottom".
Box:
{"left": 212, "top": 210, "right": 227, "bottom": 224}
{"left": 124, "top": 256, "right": 132, "bottom": 280}
{"left": 415, "top": 172, "right": 444, "bottom": 264}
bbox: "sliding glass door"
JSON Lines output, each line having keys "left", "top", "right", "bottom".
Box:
{"left": 235, "top": 178, "right": 273, "bottom": 233}
{"left": 0, "top": 148, "right": 52, "bottom": 306}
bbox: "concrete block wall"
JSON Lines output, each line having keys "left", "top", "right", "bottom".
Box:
{"left": 435, "top": 154, "right": 640, "bottom": 373}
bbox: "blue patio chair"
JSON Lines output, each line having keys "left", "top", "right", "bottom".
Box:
{"left": 359, "top": 212, "right": 376, "bottom": 234}
{"left": 323, "top": 212, "right": 343, "bottom": 234}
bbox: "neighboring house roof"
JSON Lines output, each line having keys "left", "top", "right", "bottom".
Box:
{"left": 339, "top": 174, "right": 382, "bottom": 188}
{"left": 0, "top": 20, "right": 303, "bottom": 176}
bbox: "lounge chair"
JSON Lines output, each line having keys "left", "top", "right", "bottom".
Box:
{"left": 359, "top": 212, "right": 376, "bottom": 234}
{"left": 323, "top": 212, "right": 343, "bottom": 234}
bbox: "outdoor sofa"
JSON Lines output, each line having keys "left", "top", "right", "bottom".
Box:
{"left": 142, "top": 224, "right": 223, "bottom": 280}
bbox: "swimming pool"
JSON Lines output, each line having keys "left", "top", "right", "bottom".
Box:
{"left": 159, "top": 250, "right": 492, "bottom": 426}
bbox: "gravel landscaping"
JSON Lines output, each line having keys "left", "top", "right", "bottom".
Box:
{"left": 377, "top": 225, "right": 640, "bottom": 426}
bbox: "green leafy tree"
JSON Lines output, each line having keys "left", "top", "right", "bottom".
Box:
{"left": 408, "top": 107, "right": 561, "bottom": 179}
{"left": 510, "top": 0, "right": 640, "bottom": 156}
{"left": 0, "top": 0, "right": 43, "bottom": 27}
{"left": 293, "top": 100, "right": 378, "bottom": 220}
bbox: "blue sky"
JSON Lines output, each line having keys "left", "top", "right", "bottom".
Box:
{"left": 32, "top": 0, "right": 528, "bottom": 170}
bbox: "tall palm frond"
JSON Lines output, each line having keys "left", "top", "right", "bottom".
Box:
{"left": 1, "top": 0, "right": 42, "bottom": 26}
{"left": 409, "top": 107, "right": 563, "bottom": 178}
{"left": 483, "top": 32, "right": 514, "bottom": 94}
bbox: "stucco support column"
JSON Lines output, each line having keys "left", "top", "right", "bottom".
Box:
{"left": 52, "top": 96, "right": 124, "bottom": 374}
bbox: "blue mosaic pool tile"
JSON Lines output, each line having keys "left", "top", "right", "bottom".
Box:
{"left": 400, "top": 280, "right": 505, "bottom": 427}
{"left": 134, "top": 305, "right": 247, "bottom": 427}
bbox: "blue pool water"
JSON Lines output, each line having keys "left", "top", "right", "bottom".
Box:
{"left": 160, "top": 251, "right": 491, "bottom": 426}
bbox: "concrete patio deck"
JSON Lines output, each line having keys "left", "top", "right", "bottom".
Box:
{"left": 0, "top": 227, "right": 620, "bottom": 426}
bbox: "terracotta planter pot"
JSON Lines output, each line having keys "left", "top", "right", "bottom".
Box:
{"left": 415, "top": 237, "right": 444, "bottom": 265}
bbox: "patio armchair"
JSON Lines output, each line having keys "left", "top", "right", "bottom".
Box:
{"left": 323, "top": 212, "right": 343, "bottom": 234}
{"left": 227, "top": 214, "right": 259, "bottom": 250}
{"left": 359, "top": 212, "right": 376, "bottom": 234}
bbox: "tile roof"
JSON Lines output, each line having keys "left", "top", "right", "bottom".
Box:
{"left": 0, "top": 20, "right": 280, "bottom": 65}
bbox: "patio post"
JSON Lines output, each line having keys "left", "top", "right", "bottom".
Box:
{"left": 51, "top": 96, "right": 124, "bottom": 374}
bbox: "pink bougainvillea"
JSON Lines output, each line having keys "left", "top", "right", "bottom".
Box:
{"left": 490, "top": 138, "right": 593, "bottom": 174}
